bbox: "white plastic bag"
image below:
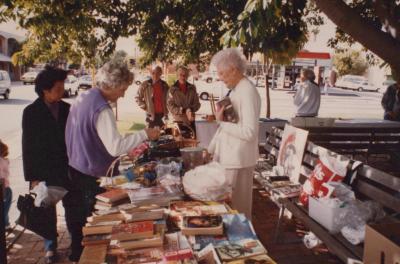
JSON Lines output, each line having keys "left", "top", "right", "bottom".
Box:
{"left": 31, "top": 182, "right": 68, "bottom": 207}
{"left": 182, "top": 162, "right": 231, "bottom": 201}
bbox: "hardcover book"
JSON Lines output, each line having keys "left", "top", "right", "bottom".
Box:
{"left": 117, "top": 247, "right": 164, "bottom": 264}
{"left": 216, "top": 96, "right": 238, "bottom": 123}
{"left": 182, "top": 215, "right": 224, "bottom": 236}
{"left": 95, "top": 188, "right": 128, "bottom": 203}
{"left": 82, "top": 234, "right": 111, "bottom": 246}
{"left": 82, "top": 225, "right": 113, "bottom": 236}
{"left": 111, "top": 221, "right": 154, "bottom": 241}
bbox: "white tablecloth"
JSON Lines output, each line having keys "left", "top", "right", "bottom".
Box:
{"left": 195, "top": 118, "right": 287, "bottom": 148}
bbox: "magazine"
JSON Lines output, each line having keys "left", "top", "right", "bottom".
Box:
{"left": 215, "top": 239, "right": 266, "bottom": 261}
{"left": 182, "top": 215, "right": 224, "bottom": 236}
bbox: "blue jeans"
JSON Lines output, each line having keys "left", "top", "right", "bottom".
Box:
{"left": 3, "top": 187, "right": 12, "bottom": 227}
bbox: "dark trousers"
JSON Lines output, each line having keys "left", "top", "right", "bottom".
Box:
{"left": 146, "top": 113, "right": 165, "bottom": 128}
{"left": 65, "top": 166, "right": 105, "bottom": 261}
{"left": 3, "top": 187, "right": 12, "bottom": 227}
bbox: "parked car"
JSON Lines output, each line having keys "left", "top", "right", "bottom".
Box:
{"left": 63, "top": 75, "right": 79, "bottom": 97}
{"left": 199, "top": 72, "right": 219, "bottom": 83}
{"left": 197, "top": 80, "right": 229, "bottom": 100}
{"left": 21, "top": 71, "right": 39, "bottom": 85}
{"left": 78, "top": 75, "right": 92, "bottom": 90}
{"left": 335, "top": 75, "right": 379, "bottom": 92}
{"left": 0, "top": 70, "right": 11, "bottom": 99}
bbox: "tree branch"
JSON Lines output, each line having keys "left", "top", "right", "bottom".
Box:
{"left": 372, "top": 0, "right": 400, "bottom": 41}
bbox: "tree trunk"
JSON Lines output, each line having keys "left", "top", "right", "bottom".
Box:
{"left": 313, "top": 0, "right": 400, "bottom": 79}
{"left": 264, "top": 54, "right": 271, "bottom": 118}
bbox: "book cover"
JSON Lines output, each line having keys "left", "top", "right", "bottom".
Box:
{"left": 197, "top": 243, "right": 222, "bottom": 264}
{"left": 223, "top": 214, "right": 257, "bottom": 242}
{"left": 164, "top": 232, "right": 194, "bottom": 261}
{"left": 216, "top": 96, "right": 238, "bottom": 123}
{"left": 215, "top": 239, "right": 266, "bottom": 261}
{"left": 225, "top": 254, "right": 277, "bottom": 264}
{"left": 124, "top": 209, "right": 165, "bottom": 223}
{"left": 117, "top": 247, "right": 164, "bottom": 264}
{"left": 190, "top": 235, "right": 228, "bottom": 251}
{"left": 182, "top": 215, "right": 223, "bottom": 236}
{"left": 79, "top": 244, "right": 108, "bottom": 263}
{"left": 95, "top": 188, "right": 128, "bottom": 203}
{"left": 82, "top": 234, "right": 111, "bottom": 246}
{"left": 111, "top": 221, "right": 154, "bottom": 241}
{"left": 87, "top": 212, "right": 125, "bottom": 224}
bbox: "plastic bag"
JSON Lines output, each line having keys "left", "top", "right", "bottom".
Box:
{"left": 336, "top": 200, "right": 385, "bottom": 245}
{"left": 182, "top": 162, "right": 231, "bottom": 201}
{"left": 31, "top": 182, "right": 68, "bottom": 207}
{"left": 156, "top": 161, "right": 182, "bottom": 187}
{"left": 303, "top": 232, "right": 322, "bottom": 249}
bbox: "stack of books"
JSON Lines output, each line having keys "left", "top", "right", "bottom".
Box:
{"left": 94, "top": 188, "right": 130, "bottom": 211}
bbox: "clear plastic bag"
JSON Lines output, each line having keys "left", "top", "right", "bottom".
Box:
{"left": 182, "top": 162, "right": 231, "bottom": 201}
{"left": 31, "top": 182, "right": 68, "bottom": 207}
{"left": 156, "top": 161, "right": 182, "bottom": 187}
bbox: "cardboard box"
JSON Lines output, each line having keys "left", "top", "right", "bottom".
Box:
{"left": 363, "top": 223, "right": 400, "bottom": 264}
{"left": 291, "top": 117, "right": 335, "bottom": 127}
{"left": 308, "top": 197, "right": 346, "bottom": 233}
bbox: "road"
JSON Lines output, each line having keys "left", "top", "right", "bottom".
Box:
{"left": 0, "top": 80, "right": 384, "bottom": 224}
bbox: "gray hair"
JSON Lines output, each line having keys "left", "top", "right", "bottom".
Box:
{"left": 301, "top": 69, "right": 316, "bottom": 82}
{"left": 211, "top": 48, "right": 247, "bottom": 74}
{"left": 96, "top": 60, "right": 134, "bottom": 90}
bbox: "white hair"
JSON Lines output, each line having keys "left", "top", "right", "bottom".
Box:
{"left": 96, "top": 60, "right": 134, "bottom": 90}
{"left": 211, "top": 48, "right": 247, "bottom": 74}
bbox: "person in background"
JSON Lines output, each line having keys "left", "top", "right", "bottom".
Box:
{"left": 0, "top": 139, "right": 12, "bottom": 231}
{"left": 381, "top": 80, "right": 400, "bottom": 121}
{"left": 293, "top": 69, "right": 321, "bottom": 117}
{"left": 65, "top": 60, "right": 160, "bottom": 261}
{"left": 22, "top": 66, "right": 72, "bottom": 263}
{"left": 208, "top": 48, "right": 261, "bottom": 219}
{"left": 135, "top": 66, "right": 169, "bottom": 128}
{"left": 167, "top": 66, "right": 201, "bottom": 137}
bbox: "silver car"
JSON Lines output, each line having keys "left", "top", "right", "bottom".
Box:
{"left": 0, "top": 70, "right": 11, "bottom": 99}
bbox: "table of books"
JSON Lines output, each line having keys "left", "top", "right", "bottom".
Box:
{"left": 78, "top": 136, "right": 277, "bottom": 264}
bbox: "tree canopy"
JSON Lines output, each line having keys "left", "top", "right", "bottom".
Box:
{"left": 333, "top": 50, "right": 368, "bottom": 76}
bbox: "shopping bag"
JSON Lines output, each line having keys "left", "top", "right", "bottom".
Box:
{"left": 16, "top": 193, "right": 57, "bottom": 240}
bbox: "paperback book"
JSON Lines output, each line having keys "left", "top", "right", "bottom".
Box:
{"left": 164, "top": 232, "right": 194, "bottom": 261}
{"left": 95, "top": 188, "right": 128, "bottom": 203}
{"left": 111, "top": 221, "right": 154, "bottom": 241}
{"left": 181, "top": 215, "right": 224, "bottom": 236}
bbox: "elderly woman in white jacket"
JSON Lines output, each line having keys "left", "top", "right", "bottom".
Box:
{"left": 293, "top": 69, "right": 321, "bottom": 117}
{"left": 208, "top": 48, "right": 261, "bottom": 219}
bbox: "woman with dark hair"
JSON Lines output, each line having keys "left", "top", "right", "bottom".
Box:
{"left": 22, "top": 65, "right": 73, "bottom": 263}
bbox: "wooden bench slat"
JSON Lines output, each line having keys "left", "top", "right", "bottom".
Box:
{"left": 359, "top": 165, "right": 400, "bottom": 192}
{"left": 354, "top": 179, "right": 400, "bottom": 213}
{"left": 309, "top": 134, "right": 400, "bottom": 141}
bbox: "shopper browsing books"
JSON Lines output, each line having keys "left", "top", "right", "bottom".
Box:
{"left": 208, "top": 48, "right": 261, "bottom": 219}
{"left": 65, "top": 60, "right": 160, "bottom": 261}
{"left": 0, "top": 140, "right": 11, "bottom": 231}
{"left": 166, "top": 65, "right": 201, "bottom": 137}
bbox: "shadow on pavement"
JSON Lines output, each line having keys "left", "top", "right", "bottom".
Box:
{"left": 0, "top": 99, "right": 33, "bottom": 105}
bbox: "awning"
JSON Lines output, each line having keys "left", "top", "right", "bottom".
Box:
{"left": 0, "top": 53, "right": 12, "bottom": 62}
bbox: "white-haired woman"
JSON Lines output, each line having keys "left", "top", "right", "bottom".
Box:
{"left": 293, "top": 69, "right": 321, "bottom": 117}
{"left": 65, "top": 60, "right": 159, "bottom": 262}
{"left": 208, "top": 48, "right": 261, "bottom": 219}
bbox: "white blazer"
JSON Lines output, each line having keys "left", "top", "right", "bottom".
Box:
{"left": 208, "top": 77, "right": 261, "bottom": 169}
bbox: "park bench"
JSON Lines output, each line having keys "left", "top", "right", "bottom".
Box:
{"left": 294, "top": 126, "right": 400, "bottom": 161}
{"left": 263, "top": 127, "right": 400, "bottom": 263}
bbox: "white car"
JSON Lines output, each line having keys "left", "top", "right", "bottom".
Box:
{"left": 335, "top": 75, "right": 379, "bottom": 92}
{"left": 21, "top": 71, "right": 39, "bottom": 85}
{"left": 199, "top": 72, "right": 219, "bottom": 83}
{"left": 78, "top": 75, "right": 92, "bottom": 90}
{"left": 63, "top": 75, "right": 79, "bottom": 97}
{"left": 0, "top": 70, "right": 11, "bottom": 99}
{"left": 197, "top": 80, "right": 229, "bottom": 100}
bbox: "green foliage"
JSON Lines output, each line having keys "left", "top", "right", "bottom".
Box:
{"left": 333, "top": 50, "right": 368, "bottom": 76}
{"left": 134, "top": 0, "right": 246, "bottom": 67}
{"left": 222, "top": 0, "right": 315, "bottom": 65}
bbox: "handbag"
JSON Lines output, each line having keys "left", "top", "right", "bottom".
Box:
{"left": 16, "top": 193, "right": 57, "bottom": 240}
